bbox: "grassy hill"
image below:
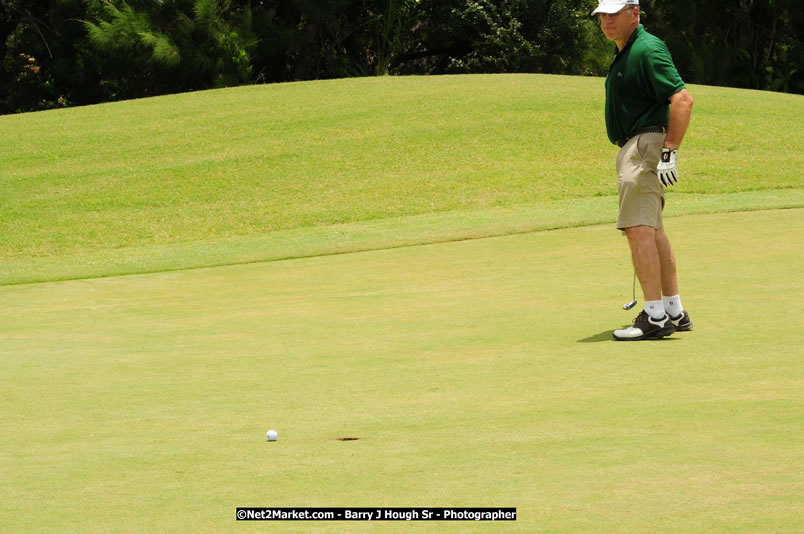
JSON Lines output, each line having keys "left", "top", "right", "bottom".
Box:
{"left": 1, "top": 74, "right": 802, "bottom": 284}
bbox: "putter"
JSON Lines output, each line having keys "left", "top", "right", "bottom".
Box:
{"left": 622, "top": 271, "right": 637, "bottom": 310}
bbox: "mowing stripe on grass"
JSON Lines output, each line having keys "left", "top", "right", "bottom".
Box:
{"left": 1, "top": 190, "right": 802, "bottom": 286}
{"left": 3, "top": 75, "right": 802, "bottom": 286}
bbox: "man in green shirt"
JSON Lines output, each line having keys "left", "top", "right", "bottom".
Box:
{"left": 592, "top": 0, "right": 695, "bottom": 340}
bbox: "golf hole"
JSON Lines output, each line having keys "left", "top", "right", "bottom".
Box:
{"left": 336, "top": 437, "right": 360, "bottom": 441}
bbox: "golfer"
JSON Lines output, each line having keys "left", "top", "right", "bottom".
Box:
{"left": 592, "top": 0, "right": 695, "bottom": 340}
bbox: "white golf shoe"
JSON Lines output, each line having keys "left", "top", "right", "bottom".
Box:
{"left": 614, "top": 311, "right": 676, "bottom": 341}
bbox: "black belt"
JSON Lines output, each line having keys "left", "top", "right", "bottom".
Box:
{"left": 616, "top": 126, "right": 667, "bottom": 147}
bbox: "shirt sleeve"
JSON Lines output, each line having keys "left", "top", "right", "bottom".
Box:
{"left": 645, "top": 44, "right": 686, "bottom": 103}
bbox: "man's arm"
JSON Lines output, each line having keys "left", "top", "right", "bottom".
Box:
{"left": 664, "top": 88, "right": 694, "bottom": 151}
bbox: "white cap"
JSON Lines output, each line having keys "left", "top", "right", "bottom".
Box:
{"left": 592, "top": 0, "right": 639, "bottom": 15}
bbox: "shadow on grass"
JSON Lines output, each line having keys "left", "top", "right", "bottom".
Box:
{"left": 577, "top": 329, "right": 681, "bottom": 343}
{"left": 577, "top": 330, "right": 616, "bottom": 343}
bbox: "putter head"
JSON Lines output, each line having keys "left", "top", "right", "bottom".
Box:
{"left": 622, "top": 299, "right": 638, "bottom": 310}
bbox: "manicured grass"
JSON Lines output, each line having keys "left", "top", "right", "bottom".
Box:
{"left": 1, "top": 188, "right": 802, "bottom": 286}
{"left": 1, "top": 209, "right": 802, "bottom": 532}
{"left": 1, "top": 75, "right": 802, "bottom": 532}
{"left": 1, "top": 75, "right": 802, "bottom": 284}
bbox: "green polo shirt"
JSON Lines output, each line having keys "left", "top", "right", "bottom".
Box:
{"left": 604, "top": 25, "right": 686, "bottom": 145}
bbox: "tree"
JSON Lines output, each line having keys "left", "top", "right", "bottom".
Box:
{"left": 639, "top": 0, "right": 803, "bottom": 93}
{"left": 1, "top": 0, "right": 802, "bottom": 114}
{"left": 393, "top": 0, "right": 592, "bottom": 76}
{"left": 248, "top": 0, "right": 418, "bottom": 81}
{"left": 84, "top": 0, "right": 257, "bottom": 100}
{"left": 1, "top": 0, "right": 98, "bottom": 113}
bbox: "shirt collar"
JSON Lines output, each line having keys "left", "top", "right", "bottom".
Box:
{"left": 616, "top": 24, "right": 644, "bottom": 55}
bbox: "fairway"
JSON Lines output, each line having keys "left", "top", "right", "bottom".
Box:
{"left": 2, "top": 208, "right": 802, "bottom": 533}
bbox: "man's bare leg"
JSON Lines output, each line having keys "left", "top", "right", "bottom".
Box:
{"left": 624, "top": 225, "right": 663, "bottom": 303}
{"left": 614, "top": 224, "right": 677, "bottom": 340}
{"left": 655, "top": 227, "right": 679, "bottom": 297}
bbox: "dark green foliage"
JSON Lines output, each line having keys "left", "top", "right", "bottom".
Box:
{"left": 1, "top": 0, "right": 104, "bottom": 113}
{"left": 394, "top": 0, "right": 591, "bottom": 75}
{"left": 639, "top": 0, "right": 804, "bottom": 93}
{"left": 1, "top": 0, "right": 802, "bottom": 114}
{"left": 82, "top": 0, "right": 256, "bottom": 100}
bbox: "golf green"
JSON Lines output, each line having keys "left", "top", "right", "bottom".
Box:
{"left": 1, "top": 209, "right": 801, "bottom": 532}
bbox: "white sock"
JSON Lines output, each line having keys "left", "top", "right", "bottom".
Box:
{"left": 644, "top": 300, "right": 665, "bottom": 320}
{"left": 645, "top": 300, "right": 664, "bottom": 319}
{"left": 663, "top": 295, "right": 683, "bottom": 318}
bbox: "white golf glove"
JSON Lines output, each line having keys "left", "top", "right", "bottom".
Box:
{"left": 657, "top": 148, "right": 679, "bottom": 187}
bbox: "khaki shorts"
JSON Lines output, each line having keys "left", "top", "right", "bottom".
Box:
{"left": 616, "top": 132, "right": 665, "bottom": 230}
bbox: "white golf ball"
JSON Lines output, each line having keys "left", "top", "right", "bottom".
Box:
{"left": 266, "top": 430, "right": 278, "bottom": 442}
